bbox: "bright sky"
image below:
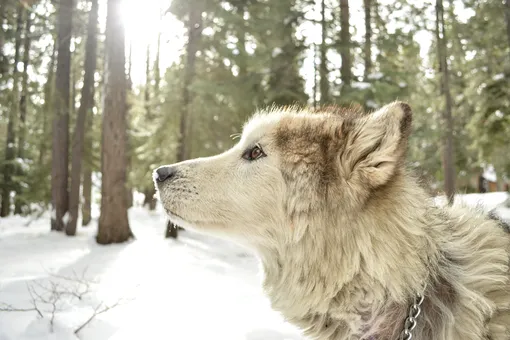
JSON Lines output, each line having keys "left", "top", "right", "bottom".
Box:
{"left": 120, "top": 0, "right": 185, "bottom": 86}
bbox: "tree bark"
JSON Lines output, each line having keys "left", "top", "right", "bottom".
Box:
{"left": 14, "top": 9, "right": 34, "bottom": 214}
{"left": 81, "top": 107, "right": 93, "bottom": 226}
{"left": 40, "top": 38, "right": 57, "bottom": 165}
{"left": 0, "top": 0, "right": 7, "bottom": 75}
{"left": 340, "top": 0, "right": 352, "bottom": 86}
{"left": 313, "top": 44, "right": 318, "bottom": 108}
{"left": 505, "top": 0, "right": 510, "bottom": 59}
{"left": 1, "top": 4, "right": 24, "bottom": 217}
{"left": 167, "top": 3, "right": 203, "bottom": 238}
{"left": 67, "top": 0, "right": 98, "bottom": 236}
{"left": 319, "top": 0, "right": 329, "bottom": 104}
{"left": 125, "top": 38, "right": 133, "bottom": 209}
{"left": 435, "top": 0, "right": 456, "bottom": 205}
{"left": 363, "top": 0, "right": 372, "bottom": 80}
{"left": 97, "top": 0, "right": 133, "bottom": 244}
{"left": 51, "top": 0, "right": 73, "bottom": 230}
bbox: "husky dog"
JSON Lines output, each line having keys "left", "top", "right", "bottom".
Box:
{"left": 154, "top": 102, "right": 510, "bottom": 340}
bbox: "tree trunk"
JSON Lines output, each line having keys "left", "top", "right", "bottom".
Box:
{"left": 505, "top": 0, "right": 510, "bottom": 59}
{"left": 1, "top": 4, "right": 24, "bottom": 217}
{"left": 14, "top": 9, "right": 34, "bottom": 214}
{"left": 125, "top": 38, "right": 133, "bottom": 209}
{"left": 143, "top": 44, "right": 156, "bottom": 210}
{"left": 363, "top": 0, "right": 372, "bottom": 80}
{"left": 340, "top": 0, "right": 352, "bottom": 87}
{"left": 319, "top": 0, "right": 329, "bottom": 104}
{"left": 0, "top": 0, "right": 6, "bottom": 75}
{"left": 165, "top": 220, "right": 178, "bottom": 238}
{"left": 313, "top": 44, "right": 318, "bottom": 108}
{"left": 167, "top": 3, "right": 203, "bottom": 238}
{"left": 81, "top": 108, "right": 93, "bottom": 226}
{"left": 175, "top": 4, "right": 203, "bottom": 163}
{"left": 51, "top": 0, "right": 73, "bottom": 230}
{"left": 40, "top": 38, "right": 57, "bottom": 165}
{"left": 67, "top": 0, "right": 98, "bottom": 236}
{"left": 97, "top": 0, "right": 133, "bottom": 244}
{"left": 435, "top": 0, "right": 456, "bottom": 205}
{"left": 17, "top": 10, "right": 33, "bottom": 163}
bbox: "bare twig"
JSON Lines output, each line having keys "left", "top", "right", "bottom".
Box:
{"left": 74, "top": 299, "right": 126, "bottom": 335}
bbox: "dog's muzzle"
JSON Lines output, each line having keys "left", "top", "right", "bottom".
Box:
{"left": 154, "top": 166, "right": 177, "bottom": 184}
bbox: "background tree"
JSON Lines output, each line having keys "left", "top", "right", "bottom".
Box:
{"left": 51, "top": 0, "right": 73, "bottom": 230}
{"left": 435, "top": 0, "right": 455, "bottom": 204}
{"left": 96, "top": 0, "right": 133, "bottom": 244}
{"left": 67, "top": 0, "right": 98, "bottom": 236}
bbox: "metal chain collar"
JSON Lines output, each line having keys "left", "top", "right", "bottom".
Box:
{"left": 396, "top": 292, "right": 425, "bottom": 340}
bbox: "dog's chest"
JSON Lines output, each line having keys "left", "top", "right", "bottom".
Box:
{"left": 263, "top": 276, "right": 383, "bottom": 339}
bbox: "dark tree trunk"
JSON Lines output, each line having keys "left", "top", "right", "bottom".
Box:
{"left": 14, "top": 9, "right": 33, "bottom": 215}
{"left": 67, "top": 0, "right": 98, "bottom": 236}
{"left": 1, "top": 4, "right": 24, "bottom": 217}
{"left": 319, "top": 0, "right": 329, "bottom": 104}
{"left": 167, "top": 3, "right": 203, "bottom": 238}
{"left": 17, "top": 10, "right": 33, "bottom": 163}
{"left": 505, "top": 0, "right": 510, "bottom": 59}
{"left": 81, "top": 114, "right": 93, "bottom": 226}
{"left": 435, "top": 0, "right": 456, "bottom": 205}
{"left": 40, "top": 39, "right": 57, "bottom": 165}
{"left": 363, "top": 0, "right": 372, "bottom": 80}
{"left": 165, "top": 220, "right": 178, "bottom": 239}
{"left": 97, "top": 0, "right": 133, "bottom": 244}
{"left": 340, "top": 0, "right": 352, "bottom": 87}
{"left": 313, "top": 44, "right": 318, "bottom": 108}
{"left": 51, "top": 0, "right": 73, "bottom": 230}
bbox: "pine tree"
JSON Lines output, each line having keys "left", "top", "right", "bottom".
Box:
{"left": 339, "top": 0, "right": 351, "bottom": 87}
{"left": 67, "top": 0, "right": 98, "bottom": 236}
{"left": 97, "top": 0, "right": 133, "bottom": 244}
{"left": 319, "top": 0, "right": 329, "bottom": 104}
{"left": 435, "top": 0, "right": 456, "bottom": 204}
{"left": 51, "top": 0, "right": 73, "bottom": 230}
{"left": 1, "top": 3, "right": 24, "bottom": 217}
{"left": 14, "top": 9, "right": 34, "bottom": 214}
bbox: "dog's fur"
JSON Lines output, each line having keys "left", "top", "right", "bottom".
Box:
{"left": 154, "top": 102, "right": 510, "bottom": 340}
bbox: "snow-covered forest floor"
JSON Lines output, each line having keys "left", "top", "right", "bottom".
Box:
{"left": 0, "top": 192, "right": 509, "bottom": 340}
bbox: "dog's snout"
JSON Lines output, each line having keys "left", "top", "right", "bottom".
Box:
{"left": 155, "top": 166, "right": 177, "bottom": 183}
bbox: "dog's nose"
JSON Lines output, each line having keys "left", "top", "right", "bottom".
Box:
{"left": 155, "top": 166, "right": 177, "bottom": 183}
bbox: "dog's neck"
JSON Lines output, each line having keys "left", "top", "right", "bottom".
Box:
{"left": 257, "top": 175, "right": 437, "bottom": 339}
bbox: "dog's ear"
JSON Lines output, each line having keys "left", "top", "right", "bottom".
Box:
{"left": 341, "top": 101, "right": 412, "bottom": 188}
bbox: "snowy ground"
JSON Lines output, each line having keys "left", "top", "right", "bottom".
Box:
{"left": 0, "top": 192, "right": 509, "bottom": 340}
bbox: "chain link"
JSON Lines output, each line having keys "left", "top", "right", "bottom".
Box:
{"left": 396, "top": 293, "right": 425, "bottom": 340}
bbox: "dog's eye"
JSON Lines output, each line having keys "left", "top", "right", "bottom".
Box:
{"left": 242, "top": 145, "right": 266, "bottom": 161}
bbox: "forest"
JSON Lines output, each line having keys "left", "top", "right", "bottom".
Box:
{"left": 0, "top": 0, "right": 509, "bottom": 242}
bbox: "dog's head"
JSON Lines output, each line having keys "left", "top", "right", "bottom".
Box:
{"left": 154, "top": 101, "right": 412, "bottom": 246}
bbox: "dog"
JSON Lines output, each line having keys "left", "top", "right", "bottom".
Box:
{"left": 154, "top": 102, "right": 510, "bottom": 339}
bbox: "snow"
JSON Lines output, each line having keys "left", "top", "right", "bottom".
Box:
{"left": 493, "top": 73, "right": 504, "bottom": 81}
{"left": 351, "top": 82, "right": 371, "bottom": 90}
{"left": 366, "top": 100, "right": 378, "bottom": 109}
{"left": 0, "top": 206, "right": 302, "bottom": 340}
{"left": 483, "top": 164, "right": 497, "bottom": 182}
{"left": 1, "top": 193, "right": 510, "bottom": 340}
{"left": 272, "top": 48, "right": 283, "bottom": 58}
{"left": 367, "top": 72, "right": 383, "bottom": 80}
